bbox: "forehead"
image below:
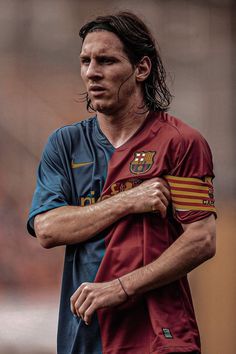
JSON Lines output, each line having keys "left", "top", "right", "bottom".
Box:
{"left": 81, "top": 30, "right": 127, "bottom": 57}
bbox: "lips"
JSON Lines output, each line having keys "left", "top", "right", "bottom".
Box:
{"left": 89, "top": 85, "right": 106, "bottom": 96}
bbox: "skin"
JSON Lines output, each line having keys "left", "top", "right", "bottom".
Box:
{"left": 35, "top": 178, "right": 170, "bottom": 248}
{"left": 35, "top": 30, "right": 216, "bottom": 326}
{"left": 70, "top": 215, "right": 215, "bottom": 325}
{"left": 80, "top": 30, "right": 152, "bottom": 147}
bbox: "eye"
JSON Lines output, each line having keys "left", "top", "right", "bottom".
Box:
{"left": 80, "top": 57, "right": 90, "bottom": 65}
{"left": 99, "top": 57, "right": 116, "bottom": 65}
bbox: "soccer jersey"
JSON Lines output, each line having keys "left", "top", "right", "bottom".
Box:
{"left": 27, "top": 111, "right": 216, "bottom": 354}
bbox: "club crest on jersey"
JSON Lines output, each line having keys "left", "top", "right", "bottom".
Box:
{"left": 130, "top": 151, "right": 156, "bottom": 175}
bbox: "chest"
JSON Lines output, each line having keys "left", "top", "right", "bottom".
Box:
{"left": 69, "top": 135, "right": 172, "bottom": 205}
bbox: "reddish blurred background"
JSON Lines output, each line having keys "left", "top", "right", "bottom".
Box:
{"left": 0, "top": 0, "right": 235, "bottom": 353}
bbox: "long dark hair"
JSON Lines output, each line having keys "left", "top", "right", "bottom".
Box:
{"left": 79, "top": 11, "right": 172, "bottom": 112}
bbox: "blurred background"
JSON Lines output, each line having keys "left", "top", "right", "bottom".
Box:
{"left": 0, "top": 0, "right": 235, "bottom": 353}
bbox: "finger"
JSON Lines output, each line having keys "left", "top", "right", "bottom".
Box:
{"left": 157, "top": 191, "right": 169, "bottom": 208}
{"left": 76, "top": 296, "right": 93, "bottom": 320}
{"left": 74, "top": 290, "right": 90, "bottom": 318}
{"left": 154, "top": 179, "right": 171, "bottom": 200}
{"left": 159, "top": 204, "right": 167, "bottom": 218}
{"left": 157, "top": 178, "right": 172, "bottom": 199}
{"left": 71, "top": 291, "right": 82, "bottom": 316}
{"left": 152, "top": 201, "right": 167, "bottom": 218}
{"left": 83, "top": 302, "right": 97, "bottom": 326}
{"left": 70, "top": 283, "right": 88, "bottom": 315}
{"left": 145, "top": 178, "right": 170, "bottom": 201}
{"left": 152, "top": 187, "right": 169, "bottom": 208}
{"left": 161, "top": 184, "right": 171, "bottom": 201}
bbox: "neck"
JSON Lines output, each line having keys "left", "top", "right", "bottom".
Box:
{"left": 97, "top": 104, "right": 149, "bottom": 148}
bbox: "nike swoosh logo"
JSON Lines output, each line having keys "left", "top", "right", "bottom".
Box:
{"left": 71, "top": 161, "right": 94, "bottom": 169}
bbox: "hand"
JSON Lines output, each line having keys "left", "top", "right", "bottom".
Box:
{"left": 125, "top": 177, "right": 170, "bottom": 218}
{"left": 70, "top": 279, "right": 127, "bottom": 325}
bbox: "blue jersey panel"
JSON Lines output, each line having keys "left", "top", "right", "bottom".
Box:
{"left": 27, "top": 117, "right": 114, "bottom": 354}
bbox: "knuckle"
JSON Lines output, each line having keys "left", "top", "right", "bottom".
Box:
{"left": 78, "top": 310, "right": 83, "bottom": 318}
{"left": 154, "top": 192, "right": 161, "bottom": 199}
{"left": 87, "top": 293, "right": 94, "bottom": 301}
{"left": 93, "top": 298, "right": 98, "bottom": 307}
{"left": 83, "top": 285, "right": 90, "bottom": 294}
{"left": 78, "top": 306, "right": 83, "bottom": 315}
{"left": 85, "top": 308, "right": 91, "bottom": 317}
{"left": 81, "top": 282, "right": 88, "bottom": 288}
{"left": 74, "top": 302, "right": 80, "bottom": 311}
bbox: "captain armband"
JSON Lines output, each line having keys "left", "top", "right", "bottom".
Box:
{"left": 164, "top": 175, "right": 216, "bottom": 213}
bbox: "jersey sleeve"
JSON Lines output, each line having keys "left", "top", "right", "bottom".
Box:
{"left": 27, "top": 131, "right": 72, "bottom": 236}
{"left": 164, "top": 129, "right": 216, "bottom": 224}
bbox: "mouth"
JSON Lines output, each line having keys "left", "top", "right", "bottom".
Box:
{"left": 89, "top": 85, "right": 106, "bottom": 96}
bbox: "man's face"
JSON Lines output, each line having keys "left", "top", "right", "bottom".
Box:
{"left": 80, "top": 30, "right": 139, "bottom": 115}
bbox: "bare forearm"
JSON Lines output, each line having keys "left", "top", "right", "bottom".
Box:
{"left": 34, "top": 177, "right": 170, "bottom": 248}
{"left": 70, "top": 216, "right": 216, "bottom": 325}
{"left": 34, "top": 192, "right": 133, "bottom": 248}
{"left": 121, "top": 215, "right": 216, "bottom": 296}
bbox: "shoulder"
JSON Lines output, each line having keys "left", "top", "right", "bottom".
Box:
{"left": 156, "top": 112, "right": 206, "bottom": 144}
{"left": 47, "top": 116, "right": 96, "bottom": 147}
{"left": 152, "top": 112, "right": 213, "bottom": 175}
{"left": 153, "top": 111, "right": 211, "bottom": 154}
{"left": 51, "top": 116, "right": 96, "bottom": 139}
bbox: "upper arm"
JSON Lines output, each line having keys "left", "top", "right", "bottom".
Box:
{"left": 164, "top": 128, "right": 217, "bottom": 225}
{"left": 181, "top": 214, "right": 216, "bottom": 259}
{"left": 27, "top": 131, "right": 72, "bottom": 236}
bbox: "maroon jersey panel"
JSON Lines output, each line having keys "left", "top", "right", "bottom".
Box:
{"left": 95, "top": 112, "right": 215, "bottom": 354}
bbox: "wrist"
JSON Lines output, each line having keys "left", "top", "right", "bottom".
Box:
{"left": 117, "top": 278, "right": 129, "bottom": 300}
{"left": 118, "top": 274, "right": 136, "bottom": 297}
{"left": 114, "top": 278, "right": 128, "bottom": 302}
{"left": 119, "top": 268, "right": 150, "bottom": 297}
{"left": 112, "top": 189, "right": 136, "bottom": 216}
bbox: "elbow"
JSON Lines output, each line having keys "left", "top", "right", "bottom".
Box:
{"left": 34, "top": 214, "right": 56, "bottom": 249}
{"left": 202, "top": 229, "right": 216, "bottom": 260}
{"left": 39, "top": 238, "right": 55, "bottom": 249}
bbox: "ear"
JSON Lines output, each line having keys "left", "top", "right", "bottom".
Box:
{"left": 135, "top": 56, "right": 152, "bottom": 82}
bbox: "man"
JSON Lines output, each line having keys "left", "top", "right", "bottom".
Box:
{"left": 27, "top": 12, "right": 216, "bottom": 354}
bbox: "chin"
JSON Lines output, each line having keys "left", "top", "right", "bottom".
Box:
{"left": 97, "top": 108, "right": 113, "bottom": 116}
{"left": 93, "top": 102, "right": 113, "bottom": 114}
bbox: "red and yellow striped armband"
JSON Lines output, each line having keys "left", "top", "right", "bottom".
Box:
{"left": 164, "top": 175, "right": 216, "bottom": 213}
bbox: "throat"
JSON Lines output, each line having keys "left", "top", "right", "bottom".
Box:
{"left": 97, "top": 111, "right": 149, "bottom": 148}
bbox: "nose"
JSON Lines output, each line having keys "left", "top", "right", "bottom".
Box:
{"left": 86, "top": 60, "right": 103, "bottom": 81}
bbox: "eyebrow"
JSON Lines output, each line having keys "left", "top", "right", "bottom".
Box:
{"left": 80, "top": 53, "right": 121, "bottom": 61}
{"left": 80, "top": 53, "right": 88, "bottom": 58}
{"left": 80, "top": 53, "right": 117, "bottom": 57}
